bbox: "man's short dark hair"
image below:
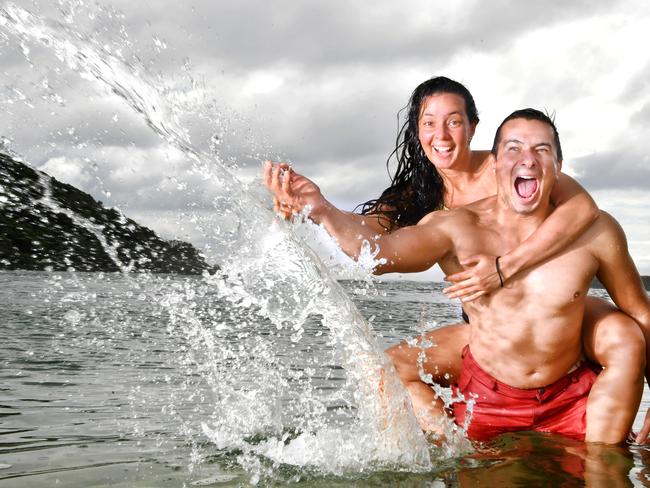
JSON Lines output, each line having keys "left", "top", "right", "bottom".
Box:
{"left": 491, "top": 108, "right": 563, "bottom": 161}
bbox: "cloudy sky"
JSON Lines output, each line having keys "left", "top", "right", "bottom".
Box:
{"left": 1, "top": 0, "right": 649, "bottom": 280}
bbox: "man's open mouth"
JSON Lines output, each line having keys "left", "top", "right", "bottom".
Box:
{"left": 514, "top": 176, "right": 538, "bottom": 199}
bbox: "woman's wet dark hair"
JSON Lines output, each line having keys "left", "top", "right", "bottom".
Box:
{"left": 356, "top": 76, "right": 479, "bottom": 230}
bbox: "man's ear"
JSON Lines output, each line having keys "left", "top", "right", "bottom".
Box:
{"left": 557, "top": 158, "right": 563, "bottom": 174}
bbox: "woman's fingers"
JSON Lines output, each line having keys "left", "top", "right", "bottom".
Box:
{"left": 460, "top": 290, "right": 486, "bottom": 303}
{"left": 273, "top": 197, "right": 294, "bottom": 219}
{"left": 282, "top": 166, "right": 292, "bottom": 197}
{"left": 443, "top": 279, "right": 472, "bottom": 296}
{"left": 444, "top": 282, "right": 478, "bottom": 299}
{"left": 636, "top": 409, "right": 650, "bottom": 444}
{"left": 445, "top": 269, "right": 473, "bottom": 284}
{"left": 271, "top": 163, "right": 283, "bottom": 194}
{"left": 266, "top": 161, "right": 294, "bottom": 200}
{"left": 444, "top": 253, "right": 502, "bottom": 296}
{"left": 273, "top": 196, "right": 285, "bottom": 214}
{"left": 264, "top": 161, "right": 321, "bottom": 219}
{"left": 444, "top": 285, "right": 486, "bottom": 302}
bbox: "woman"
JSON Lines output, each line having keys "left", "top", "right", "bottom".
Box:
{"left": 263, "top": 76, "right": 647, "bottom": 444}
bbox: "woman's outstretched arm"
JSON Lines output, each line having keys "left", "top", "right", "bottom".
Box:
{"left": 264, "top": 160, "right": 457, "bottom": 272}
{"left": 264, "top": 161, "right": 392, "bottom": 247}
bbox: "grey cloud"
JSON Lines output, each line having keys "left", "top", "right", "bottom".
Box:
{"left": 0, "top": 39, "right": 160, "bottom": 160}
{"left": 3, "top": 0, "right": 621, "bottom": 166}
{"left": 254, "top": 84, "right": 402, "bottom": 163}
{"left": 3, "top": 0, "right": 649, "bottom": 259}
{"left": 573, "top": 101, "right": 650, "bottom": 191}
{"left": 573, "top": 150, "right": 650, "bottom": 190}
{"left": 310, "top": 153, "right": 397, "bottom": 210}
{"left": 620, "top": 61, "right": 650, "bottom": 103}
{"left": 34, "top": 143, "right": 240, "bottom": 216}
{"left": 18, "top": 0, "right": 614, "bottom": 75}
{"left": 630, "top": 101, "right": 650, "bottom": 128}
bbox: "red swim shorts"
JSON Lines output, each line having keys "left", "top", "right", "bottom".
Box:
{"left": 452, "top": 345, "right": 598, "bottom": 441}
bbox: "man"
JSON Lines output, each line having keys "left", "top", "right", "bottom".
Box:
{"left": 270, "top": 109, "right": 650, "bottom": 441}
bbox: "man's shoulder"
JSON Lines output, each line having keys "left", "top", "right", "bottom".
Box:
{"left": 584, "top": 211, "right": 627, "bottom": 251}
{"left": 417, "top": 206, "right": 478, "bottom": 227}
{"left": 590, "top": 211, "right": 624, "bottom": 236}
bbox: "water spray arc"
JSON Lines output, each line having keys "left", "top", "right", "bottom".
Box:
{"left": 0, "top": 2, "right": 435, "bottom": 476}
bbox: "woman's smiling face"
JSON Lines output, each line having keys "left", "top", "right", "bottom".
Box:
{"left": 418, "top": 92, "right": 476, "bottom": 170}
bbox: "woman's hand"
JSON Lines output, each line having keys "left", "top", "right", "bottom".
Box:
{"left": 263, "top": 161, "right": 327, "bottom": 220}
{"left": 442, "top": 254, "right": 502, "bottom": 302}
{"left": 636, "top": 408, "right": 650, "bottom": 444}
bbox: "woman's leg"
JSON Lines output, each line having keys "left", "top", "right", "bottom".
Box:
{"left": 582, "top": 296, "right": 646, "bottom": 443}
{"left": 385, "top": 322, "right": 469, "bottom": 434}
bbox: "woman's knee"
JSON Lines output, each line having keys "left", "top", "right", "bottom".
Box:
{"left": 583, "top": 296, "right": 646, "bottom": 368}
{"left": 384, "top": 323, "right": 469, "bottom": 384}
{"left": 592, "top": 313, "right": 646, "bottom": 370}
{"left": 385, "top": 342, "right": 421, "bottom": 382}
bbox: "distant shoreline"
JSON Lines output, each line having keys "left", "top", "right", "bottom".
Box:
{"left": 3, "top": 270, "right": 649, "bottom": 292}
{"left": 342, "top": 277, "right": 650, "bottom": 292}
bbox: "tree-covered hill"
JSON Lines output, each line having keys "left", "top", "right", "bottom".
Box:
{"left": 0, "top": 152, "right": 215, "bottom": 274}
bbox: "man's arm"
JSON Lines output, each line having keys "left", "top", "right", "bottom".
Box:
{"left": 594, "top": 212, "right": 650, "bottom": 441}
{"left": 444, "top": 173, "right": 599, "bottom": 300}
{"left": 596, "top": 213, "right": 650, "bottom": 340}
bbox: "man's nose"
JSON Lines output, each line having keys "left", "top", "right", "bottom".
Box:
{"left": 519, "top": 148, "right": 538, "bottom": 166}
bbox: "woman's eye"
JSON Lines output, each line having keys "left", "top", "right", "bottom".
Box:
{"left": 448, "top": 119, "right": 461, "bottom": 128}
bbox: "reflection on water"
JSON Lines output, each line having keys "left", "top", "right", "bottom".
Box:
{"left": 455, "top": 433, "right": 637, "bottom": 487}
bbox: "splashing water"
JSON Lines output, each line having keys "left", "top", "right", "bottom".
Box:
{"left": 35, "top": 172, "right": 131, "bottom": 272}
{"left": 0, "top": 2, "right": 471, "bottom": 482}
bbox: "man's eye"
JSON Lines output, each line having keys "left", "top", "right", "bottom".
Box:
{"left": 507, "top": 146, "right": 519, "bottom": 152}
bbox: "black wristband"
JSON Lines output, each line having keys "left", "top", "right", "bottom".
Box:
{"left": 495, "top": 256, "right": 505, "bottom": 287}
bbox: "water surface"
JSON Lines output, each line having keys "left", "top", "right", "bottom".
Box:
{"left": 1, "top": 272, "right": 649, "bottom": 486}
